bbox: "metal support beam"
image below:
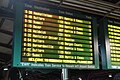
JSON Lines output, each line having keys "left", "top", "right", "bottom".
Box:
{"left": 8, "top": 0, "right": 16, "bottom": 8}
{"left": 0, "top": 42, "right": 12, "bottom": 49}
{"left": 0, "top": 52, "right": 11, "bottom": 62}
{"left": 0, "top": 18, "right": 5, "bottom": 28}
{"left": 35, "top": 0, "right": 120, "bottom": 19}
{"left": 0, "top": 29, "right": 12, "bottom": 36}
{"left": 87, "top": 0, "right": 120, "bottom": 9}
{"left": 58, "top": 0, "right": 65, "bottom": 7}
{"left": 0, "top": 7, "right": 14, "bottom": 18}
{"left": 62, "top": 68, "right": 68, "bottom": 80}
{"left": 100, "top": 0, "right": 120, "bottom": 20}
{"left": 116, "top": 1, "right": 120, "bottom": 5}
{"left": 7, "top": 38, "right": 13, "bottom": 45}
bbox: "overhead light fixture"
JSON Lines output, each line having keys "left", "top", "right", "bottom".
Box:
{"left": 108, "top": 74, "right": 112, "bottom": 78}
{"left": 78, "top": 77, "right": 82, "bottom": 80}
{"left": 3, "top": 67, "right": 8, "bottom": 71}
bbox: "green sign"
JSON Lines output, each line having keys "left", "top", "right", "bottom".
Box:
{"left": 13, "top": 0, "right": 99, "bottom": 69}
{"left": 100, "top": 18, "right": 120, "bottom": 69}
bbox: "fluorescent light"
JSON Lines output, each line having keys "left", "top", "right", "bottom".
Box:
{"left": 109, "top": 74, "right": 112, "bottom": 78}
{"left": 78, "top": 77, "right": 82, "bottom": 80}
{"left": 3, "top": 68, "right": 8, "bottom": 71}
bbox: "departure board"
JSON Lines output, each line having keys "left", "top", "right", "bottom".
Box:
{"left": 100, "top": 18, "right": 120, "bottom": 69}
{"left": 13, "top": 0, "right": 99, "bottom": 69}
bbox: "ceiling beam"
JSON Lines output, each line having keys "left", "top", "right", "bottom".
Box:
{"left": 8, "top": 0, "right": 16, "bottom": 8}
{"left": 7, "top": 38, "right": 13, "bottom": 45}
{"left": 0, "top": 18, "right": 5, "bottom": 28}
{"left": 100, "top": 0, "right": 120, "bottom": 20}
{"left": 0, "top": 29, "right": 12, "bottom": 36}
{"left": 116, "top": 1, "right": 120, "bottom": 5}
{"left": 0, "top": 7, "right": 14, "bottom": 18}
{"left": 44, "top": 0, "right": 120, "bottom": 19}
{"left": 0, "top": 52, "right": 11, "bottom": 63}
{"left": 87, "top": 0, "right": 120, "bottom": 9}
{"left": 0, "top": 42, "right": 12, "bottom": 49}
{"left": 0, "top": 61, "right": 5, "bottom": 64}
